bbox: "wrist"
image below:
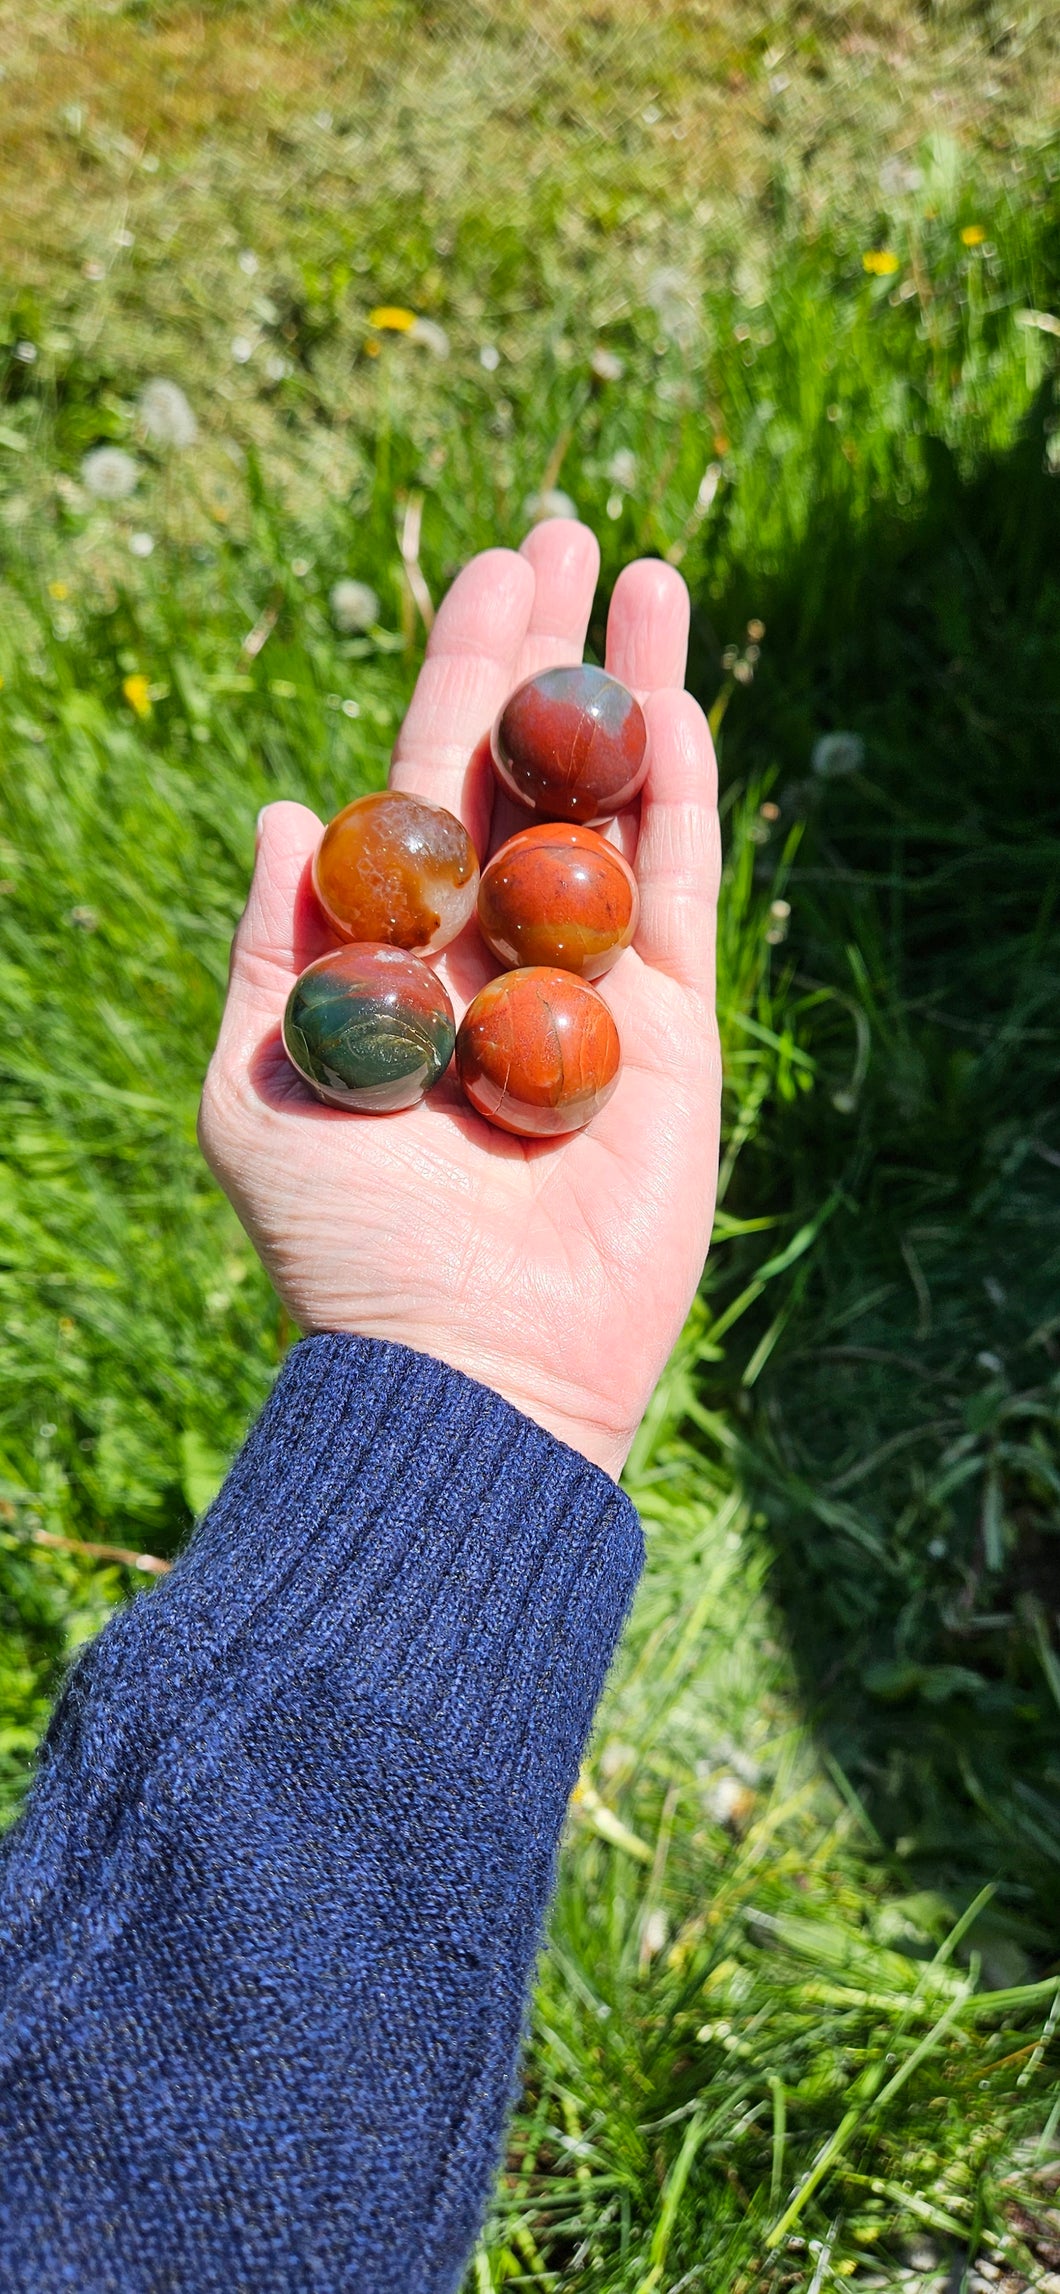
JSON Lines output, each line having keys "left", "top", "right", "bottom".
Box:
{"left": 299, "top": 1319, "right": 633, "bottom": 1481}
{"left": 473, "top": 1381, "right": 631, "bottom": 1482}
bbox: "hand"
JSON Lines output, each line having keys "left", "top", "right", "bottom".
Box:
{"left": 198, "top": 521, "right": 721, "bottom": 1479}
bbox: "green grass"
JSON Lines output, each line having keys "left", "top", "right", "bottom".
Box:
{"left": 2, "top": 4, "right": 1060, "bottom": 2286}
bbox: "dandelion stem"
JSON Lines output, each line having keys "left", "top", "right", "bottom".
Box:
{"left": 398, "top": 492, "right": 434, "bottom": 634}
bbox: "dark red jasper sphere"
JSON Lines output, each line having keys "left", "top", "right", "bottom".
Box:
{"left": 477, "top": 823, "right": 639, "bottom": 980}
{"left": 456, "top": 966, "right": 621, "bottom": 1138}
{"left": 491, "top": 666, "right": 648, "bottom": 825}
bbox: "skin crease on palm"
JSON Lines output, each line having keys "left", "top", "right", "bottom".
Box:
{"left": 198, "top": 519, "right": 722, "bottom": 1480}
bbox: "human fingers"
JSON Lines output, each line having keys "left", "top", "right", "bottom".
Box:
{"left": 480, "top": 517, "right": 603, "bottom": 852}
{"left": 215, "top": 801, "right": 324, "bottom": 1064}
{"left": 389, "top": 546, "right": 535, "bottom": 852}
{"left": 629, "top": 688, "right": 719, "bottom": 1001}
{"left": 604, "top": 557, "right": 690, "bottom": 696}
{"left": 514, "top": 517, "right": 600, "bottom": 678}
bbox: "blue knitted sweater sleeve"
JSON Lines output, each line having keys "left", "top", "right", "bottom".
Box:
{"left": 0, "top": 1333, "right": 643, "bottom": 2293}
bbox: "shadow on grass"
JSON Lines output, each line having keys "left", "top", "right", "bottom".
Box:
{"left": 701, "top": 378, "right": 1060, "bottom": 1948}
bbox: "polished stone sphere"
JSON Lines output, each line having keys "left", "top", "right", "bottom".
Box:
{"left": 312, "top": 790, "right": 478, "bottom": 955}
{"left": 282, "top": 943, "right": 455, "bottom": 1112}
{"left": 491, "top": 665, "right": 648, "bottom": 824}
{"left": 477, "top": 822, "right": 639, "bottom": 980}
{"left": 455, "top": 966, "right": 621, "bottom": 1137}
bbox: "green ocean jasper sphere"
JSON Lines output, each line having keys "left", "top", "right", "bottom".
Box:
{"left": 282, "top": 942, "right": 455, "bottom": 1112}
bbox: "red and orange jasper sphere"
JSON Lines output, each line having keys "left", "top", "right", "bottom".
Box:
{"left": 478, "top": 822, "right": 639, "bottom": 981}
{"left": 284, "top": 668, "right": 646, "bottom": 1135}
{"left": 455, "top": 968, "right": 621, "bottom": 1138}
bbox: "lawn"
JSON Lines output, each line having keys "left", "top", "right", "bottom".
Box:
{"left": 1, "top": 3, "right": 1059, "bottom": 2287}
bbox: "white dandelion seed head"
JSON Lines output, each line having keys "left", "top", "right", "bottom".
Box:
{"left": 645, "top": 265, "right": 697, "bottom": 345}
{"left": 812, "top": 731, "right": 865, "bottom": 779}
{"left": 590, "top": 345, "right": 624, "bottom": 382}
{"left": 479, "top": 343, "right": 500, "bottom": 372}
{"left": 231, "top": 335, "right": 255, "bottom": 365}
{"left": 606, "top": 448, "right": 638, "bottom": 491}
{"left": 879, "top": 156, "right": 924, "bottom": 201}
{"left": 238, "top": 249, "right": 259, "bottom": 276}
{"left": 522, "top": 488, "right": 577, "bottom": 525}
{"left": 408, "top": 317, "right": 450, "bottom": 359}
{"left": 329, "top": 578, "right": 380, "bottom": 634}
{"left": 265, "top": 353, "right": 293, "bottom": 382}
{"left": 14, "top": 341, "right": 37, "bottom": 364}
{"left": 706, "top": 1774, "right": 753, "bottom": 1826}
{"left": 129, "top": 531, "right": 155, "bottom": 558}
{"left": 81, "top": 446, "right": 140, "bottom": 501}
{"left": 646, "top": 264, "right": 685, "bottom": 313}
{"left": 734, "top": 258, "right": 769, "bottom": 311}
{"left": 138, "top": 378, "right": 198, "bottom": 448}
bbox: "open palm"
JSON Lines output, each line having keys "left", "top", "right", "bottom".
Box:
{"left": 199, "top": 520, "right": 721, "bottom": 1476}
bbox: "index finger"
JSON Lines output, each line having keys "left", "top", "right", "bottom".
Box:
{"left": 389, "top": 546, "right": 534, "bottom": 852}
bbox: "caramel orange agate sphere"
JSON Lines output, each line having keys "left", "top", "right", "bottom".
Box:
{"left": 477, "top": 823, "right": 639, "bottom": 980}
{"left": 312, "top": 790, "right": 478, "bottom": 955}
{"left": 282, "top": 943, "right": 455, "bottom": 1112}
{"left": 456, "top": 966, "right": 621, "bottom": 1138}
{"left": 491, "top": 665, "right": 648, "bottom": 824}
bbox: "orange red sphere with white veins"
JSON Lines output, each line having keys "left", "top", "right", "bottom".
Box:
{"left": 477, "top": 823, "right": 639, "bottom": 980}
{"left": 456, "top": 966, "right": 621, "bottom": 1138}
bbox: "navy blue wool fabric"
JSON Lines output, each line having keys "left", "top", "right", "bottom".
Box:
{"left": 0, "top": 1334, "right": 643, "bottom": 2292}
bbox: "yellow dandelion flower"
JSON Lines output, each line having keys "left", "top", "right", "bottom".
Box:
{"left": 961, "top": 223, "right": 987, "bottom": 247}
{"left": 122, "top": 673, "right": 152, "bottom": 719}
{"left": 367, "top": 306, "right": 417, "bottom": 332}
{"left": 48, "top": 580, "right": 70, "bottom": 602}
{"left": 863, "top": 249, "right": 900, "bottom": 277}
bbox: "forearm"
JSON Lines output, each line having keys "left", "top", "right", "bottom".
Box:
{"left": 0, "top": 1334, "right": 641, "bottom": 2293}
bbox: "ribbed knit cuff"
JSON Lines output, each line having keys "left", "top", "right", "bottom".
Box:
{"left": 153, "top": 1334, "right": 644, "bottom": 1814}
